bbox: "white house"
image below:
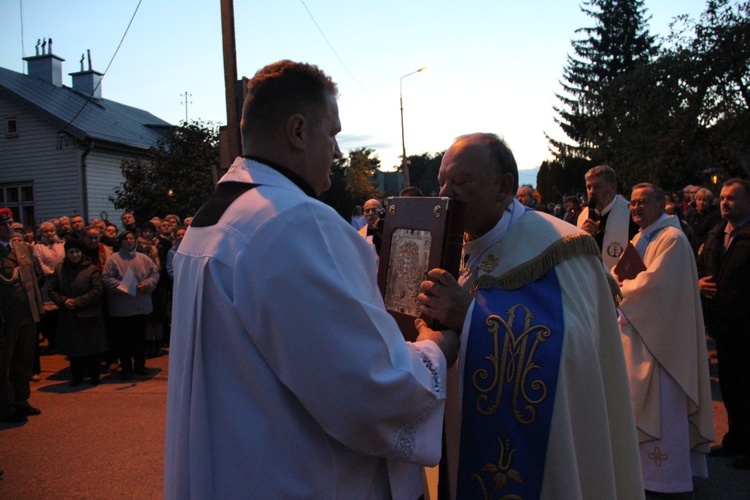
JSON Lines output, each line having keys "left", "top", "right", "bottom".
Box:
{"left": 0, "top": 41, "right": 172, "bottom": 226}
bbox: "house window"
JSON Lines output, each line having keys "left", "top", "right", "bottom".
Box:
{"left": 5, "top": 117, "right": 18, "bottom": 137}
{"left": 0, "top": 183, "right": 35, "bottom": 226}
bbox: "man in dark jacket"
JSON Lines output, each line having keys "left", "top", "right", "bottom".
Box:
{"left": 698, "top": 178, "right": 750, "bottom": 469}
{"left": 0, "top": 208, "right": 44, "bottom": 423}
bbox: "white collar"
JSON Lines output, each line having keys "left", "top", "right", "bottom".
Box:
{"left": 598, "top": 196, "right": 617, "bottom": 216}
{"left": 639, "top": 213, "right": 670, "bottom": 240}
{"left": 464, "top": 198, "right": 526, "bottom": 257}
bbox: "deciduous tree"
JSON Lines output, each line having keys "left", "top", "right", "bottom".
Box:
{"left": 111, "top": 121, "right": 219, "bottom": 220}
{"left": 319, "top": 147, "right": 382, "bottom": 219}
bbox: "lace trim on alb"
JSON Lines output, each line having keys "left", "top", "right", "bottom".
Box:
{"left": 391, "top": 345, "right": 442, "bottom": 461}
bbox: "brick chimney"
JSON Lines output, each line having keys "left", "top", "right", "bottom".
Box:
{"left": 23, "top": 38, "right": 65, "bottom": 86}
{"left": 69, "top": 50, "right": 102, "bottom": 98}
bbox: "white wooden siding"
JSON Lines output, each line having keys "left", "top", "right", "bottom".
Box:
{"left": 1, "top": 96, "right": 150, "bottom": 226}
{"left": 0, "top": 96, "right": 81, "bottom": 223}
{"left": 85, "top": 149, "right": 134, "bottom": 224}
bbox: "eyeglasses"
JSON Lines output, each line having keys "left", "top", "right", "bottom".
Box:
{"left": 628, "top": 199, "right": 651, "bottom": 208}
{"left": 364, "top": 208, "right": 381, "bottom": 214}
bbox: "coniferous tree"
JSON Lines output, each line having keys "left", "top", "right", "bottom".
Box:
{"left": 408, "top": 152, "right": 445, "bottom": 196}
{"left": 551, "top": 0, "right": 657, "bottom": 162}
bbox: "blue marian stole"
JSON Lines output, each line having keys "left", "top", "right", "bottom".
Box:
{"left": 457, "top": 268, "right": 565, "bottom": 499}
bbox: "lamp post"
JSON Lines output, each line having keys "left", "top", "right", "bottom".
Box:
{"left": 400, "top": 67, "right": 427, "bottom": 188}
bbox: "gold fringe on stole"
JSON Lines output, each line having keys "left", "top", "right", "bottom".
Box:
{"left": 473, "top": 233, "right": 604, "bottom": 293}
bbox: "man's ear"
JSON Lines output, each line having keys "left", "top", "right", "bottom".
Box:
{"left": 497, "top": 173, "right": 515, "bottom": 199}
{"left": 286, "top": 113, "right": 307, "bottom": 152}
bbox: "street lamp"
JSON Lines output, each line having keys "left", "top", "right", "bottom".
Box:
{"left": 400, "top": 67, "right": 427, "bottom": 187}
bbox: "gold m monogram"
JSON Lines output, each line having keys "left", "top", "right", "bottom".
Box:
{"left": 472, "top": 305, "right": 552, "bottom": 424}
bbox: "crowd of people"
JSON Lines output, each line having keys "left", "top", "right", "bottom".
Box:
{"left": 513, "top": 167, "right": 750, "bottom": 481}
{"left": 515, "top": 180, "right": 722, "bottom": 252}
{"left": 0, "top": 210, "right": 190, "bottom": 422}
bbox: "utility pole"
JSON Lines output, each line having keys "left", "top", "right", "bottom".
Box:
{"left": 180, "top": 91, "right": 192, "bottom": 124}
{"left": 220, "top": 0, "right": 241, "bottom": 165}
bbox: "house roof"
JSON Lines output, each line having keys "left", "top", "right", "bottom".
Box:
{"left": 0, "top": 66, "right": 173, "bottom": 151}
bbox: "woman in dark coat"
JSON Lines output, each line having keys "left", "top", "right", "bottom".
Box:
{"left": 49, "top": 239, "right": 108, "bottom": 386}
{"left": 687, "top": 188, "right": 722, "bottom": 250}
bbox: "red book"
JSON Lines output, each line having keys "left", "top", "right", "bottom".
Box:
{"left": 614, "top": 242, "right": 647, "bottom": 281}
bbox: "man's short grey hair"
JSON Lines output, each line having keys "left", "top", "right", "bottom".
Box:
{"left": 456, "top": 133, "right": 519, "bottom": 192}
{"left": 166, "top": 214, "right": 182, "bottom": 227}
{"left": 39, "top": 221, "right": 55, "bottom": 232}
{"left": 695, "top": 188, "right": 713, "bottom": 202}
{"left": 585, "top": 165, "right": 617, "bottom": 185}
{"left": 632, "top": 182, "right": 665, "bottom": 202}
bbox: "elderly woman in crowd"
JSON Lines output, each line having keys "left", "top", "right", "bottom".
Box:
{"left": 33, "top": 221, "right": 66, "bottom": 351}
{"left": 102, "top": 231, "right": 159, "bottom": 380}
{"left": 165, "top": 214, "right": 182, "bottom": 233}
{"left": 48, "top": 239, "right": 107, "bottom": 386}
{"left": 688, "top": 188, "right": 722, "bottom": 251}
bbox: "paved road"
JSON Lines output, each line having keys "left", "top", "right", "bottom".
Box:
{"left": 1, "top": 342, "right": 749, "bottom": 499}
{"left": 0, "top": 347, "right": 168, "bottom": 499}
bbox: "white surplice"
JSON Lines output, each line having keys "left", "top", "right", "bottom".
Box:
{"left": 165, "top": 158, "right": 448, "bottom": 499}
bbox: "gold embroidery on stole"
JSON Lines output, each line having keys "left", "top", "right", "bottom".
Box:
{"left": 472, "top": 304, "right": 552, "bottom": 424}
{"left": 472, "top": 438, "right": 525, "bottom": 500}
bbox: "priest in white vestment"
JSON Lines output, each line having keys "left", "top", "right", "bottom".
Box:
{"left": 578, "top": 165, "right": 639, "bottom": 270}
{"left": 418, "top": 133, "right": 644, "bottom": 499}
{"left": 617, "top": 183, "right": 714, "bottom": 493}
{"left": 164, "top": 61, "right": 459, "bottom": 499}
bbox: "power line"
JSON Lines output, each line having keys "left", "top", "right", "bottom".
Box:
{"left": 58, "top": 0, "right": 144, "bottom": 139}
{"left": 298, "top": 0, "right": 376, "bottom": 103}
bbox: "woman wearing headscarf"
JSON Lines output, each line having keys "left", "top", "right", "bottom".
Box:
{"left": 49, "top": 239, "right": 107, "bottom": 386}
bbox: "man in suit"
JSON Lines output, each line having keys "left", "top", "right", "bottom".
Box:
{"left": 698, "top": 178, "right": 750, "bottom": 469}
{"left": 0, "top": 208, "right": 44, "bottom": 423}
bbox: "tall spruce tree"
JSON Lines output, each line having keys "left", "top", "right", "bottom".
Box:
{"left": 551, "top": 0, "right": 657, "bottom": 162}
